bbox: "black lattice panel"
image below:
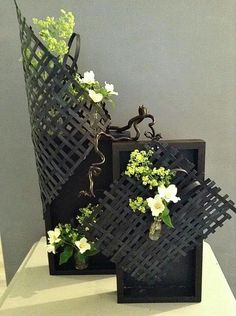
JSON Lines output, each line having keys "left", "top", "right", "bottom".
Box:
{"left": 15, "top": 2, "right": 111, "bottom": 210}
{"left": 84, "top": 141, "right": 236, "bottom": 284}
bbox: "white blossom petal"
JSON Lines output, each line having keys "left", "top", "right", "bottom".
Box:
{"left": 168, "top": 184, "right": 178, "bottom": 196}
{"left": 146, "top": 195, "right": 165, "bottom": 218}
{"left": 47, "top": 228, "right": 61, "bottom": 244}
{"left": 88, "top": 90, "right": 103, "bottom": 103}
{"left": 147, "top": 197, "right": 155, "bottom": 208}
{"left": 75, "top": 237, "right": 91, "bottom": 254}
{"left": 171, "top": 196, "right": 181, "bottom": 203}
{"left": 46, "top": 244, "right": 56, "bottom": 254}
{"left": 105, "top": 82, "right": 118, "bottom": 95}
{"left": 54, "top": 228, "right": 61, "bottom": 238}
{"left": 80, "top": 71, "right": 95, "bottom": 84}
{"left": 158, "top": 186, "right": 166, "bottom": 198}
{"left": 158, "top": 184, "right": 180, "bottom": 203}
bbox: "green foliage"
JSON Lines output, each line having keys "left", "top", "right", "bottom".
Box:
{"left": 129, "top": 197, "right": 174, "bottom": 228}
{"left": 86, "top": 243, "right": 99, "bottom": 257}
{"left": 59, "top": 245, "right": 73, "bottom": 265}
{"left": 69, "top": 72, "right": 117, "bottom": 107}
{"left": 50, "top": 204, "right": 99, "bottom": 267}
{"left": 125, "top": 149, "right": 175, "bottom": 190}
{"left": 33, "top": 9, "right": 75, "bottom": 62}
{"left": 68, "top": 77, "right": 81, "bottom": 97}
{"left": 57, "top": 223, "right": 79, "bottom": 246}
{"left": 129, "top": 196, "right": 148, "bottom": 214}
{"left": 78, "top": 79, "right": 112, "bottom": 102}
{"left": 77, "top": 203, "right": 95, "bottom": 230}
{"left": 48, "top": 223, "right": 98, "bottom": 266}
{"left": 161, "top": 207, "right": 174, "bottom": 228}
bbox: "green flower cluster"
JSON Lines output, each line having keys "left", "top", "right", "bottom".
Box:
{"left": 22, "top": 9, "right": 76, "bottom": 137}
{"left": 129, "top": 197, "right": 148, "bottom": 214}
{"left": 58, "top": 223, "right": 80, "bottom": 245}
{"left": 33, "top": 9, "right": 75, "bottom": 62}
{"left": 125, "top": 149, "right": 153, "bottom": 178}
{"left": 76, "top": 203, "right": 96, "bottom": 231}
{"left": 125, "top": 149, "right": 175, "bottom": 190}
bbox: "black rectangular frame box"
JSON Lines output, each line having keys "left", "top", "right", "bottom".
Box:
{"left": 44, "top": 138, "right": 116, "bottom": 275}
{"left": 112, "top": 139, "right": 205, "bottom": 303}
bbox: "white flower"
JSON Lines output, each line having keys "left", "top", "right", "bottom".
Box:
{"left": 158, "top": 184, "right": 181, "bottom": 203}
{"left": 80, "top": 71, "right": 95, "bottom": 84}
{"left": 46, "top": 244, "right": 56, "bottom": 254}
{"left": 105, "top": 82, "right": 118, "bottom": 95}
{"left": 47, "top": 228, "right": 61, "bottom": 244}
{"left": 146, "top": 194, "right": 165, "bottom": 217}
{"left": 88, "top": 89, "right": 103, "bottom": 103}
{"left": 75, "top": 237, "right": 91, "bottom": 254}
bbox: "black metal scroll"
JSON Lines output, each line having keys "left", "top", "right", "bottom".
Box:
{"left": 80, "top": 105, "right": 162, "bottom": 197}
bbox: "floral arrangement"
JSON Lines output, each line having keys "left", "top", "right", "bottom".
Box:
{"left": 32, "top": 10, "right": 118, "bottom": 107}
{"left": 22, "top": 10, "right": 118, "bottom": 140}
{"left": 125, "top": 149, "right": 180, "bottom": 240}
{"left": 46, "top": 204, "right": 98, "bottom": 269}
{"left": 70, "top": 70, "right": 118, "bottom": 106}
{"left": 46, "top": 223, "right": 98, "bottom": 269}
{"left": 73, "top": 149, "right": 181, "bottom": 242}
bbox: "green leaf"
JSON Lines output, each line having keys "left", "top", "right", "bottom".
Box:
{"left": 162, "top": 213, "right": 174, "bottom": 228}
{"left": 59, "top": 246, "right": 73, "bottom": 265}
{"left": 162, "top": 206, "right": 170, "bottom": 217}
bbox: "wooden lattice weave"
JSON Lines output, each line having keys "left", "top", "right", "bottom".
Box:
{"left": 15, "top": 2, "right": 111, "bottom": 211}
{"left": 83, "top": 141, "right": 236, "bottom": 284}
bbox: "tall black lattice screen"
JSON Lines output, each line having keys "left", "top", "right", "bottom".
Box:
{"left": 83, "top": 140, "right": 236, "bottom": 284}
{"left": 15, "top": 2, "right": 111, "bottom": 212}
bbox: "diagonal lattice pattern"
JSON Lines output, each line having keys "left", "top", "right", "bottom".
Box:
{"left": 83, "top": 141, "right": 236, "bottom": 284}
{"left": 15, "top": 2, "right": 111, "bottom": 211}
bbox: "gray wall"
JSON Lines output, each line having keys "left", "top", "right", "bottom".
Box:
{"left": 0, "top": 0, "right": 235, "bottom": 296}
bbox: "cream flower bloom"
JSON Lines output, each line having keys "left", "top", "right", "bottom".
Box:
{"left": 158, "top": 184, "right": 180, "bottom": 203}
{"left": 105, "top": 82, "right": 118, "bottom": 95}
{"left": 75, "top": 237, "right": 91, "bottom": 254}
{"left": 80, "top": 71, "right": 95, "bottom": 84}
{"left": 47, "top": 227, "right": 61, "bottom": 244}
{"left": 88, "top": 89, "right": 103, "bottom": 103}
{"left": 46, "top": 244, "right": 56, "bottom": 254}
{"left": 147, "top": 194, "right": 165, "bottom": 217}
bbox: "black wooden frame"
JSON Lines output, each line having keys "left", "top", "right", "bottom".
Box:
{"left": 112, "top": 139, "right": 205, "bottom": 303}
{"left": 44, "top": 137, "right": 117, "bottom": 275}
{"left": 15, "top": 1, "right": 116, "bottom": 276}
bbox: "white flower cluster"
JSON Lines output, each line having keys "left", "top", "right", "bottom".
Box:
{"left": 46, "top": 227, "right": 91, "bottom": 254}
{"left": 147, "top": 184, "right": 180, "bottom": 217}
{"left": 78, "top": 70, "right": 118, "bottom": 103}
{"left": 46, "top": 227, "right": 61, "bottom": 254}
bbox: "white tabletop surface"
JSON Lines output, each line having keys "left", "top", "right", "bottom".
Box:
{"left": 0, "top": 237, "right": 235, "bottom": 316}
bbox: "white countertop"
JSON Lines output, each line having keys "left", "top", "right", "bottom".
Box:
{"left": 0, "top": 237, "right": 235, "bottom": 316}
